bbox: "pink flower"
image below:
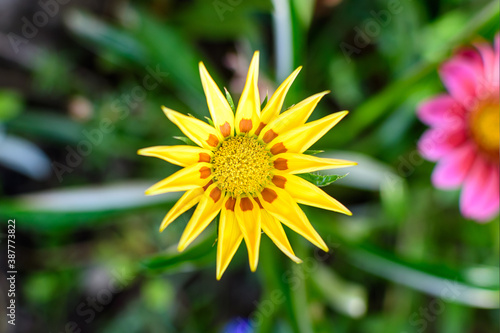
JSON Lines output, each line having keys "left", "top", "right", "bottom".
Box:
{"left": 417, "top": 35, "right": 499, "bottom": 222}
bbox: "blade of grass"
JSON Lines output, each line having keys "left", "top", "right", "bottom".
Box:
{"left": 347, "top": 244, "right": 500, "bottom": 309}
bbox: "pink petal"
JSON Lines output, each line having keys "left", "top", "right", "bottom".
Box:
{"left": 493, "top": 34, "right": 499, "bottom": 87}
{"left": 418, "top": 126, "right": 467, "bottom": 161}
{"left": 477, "top": 166, "right": 500, "bottom": 221}
{"left": 460, "top": 158, "right": 500, "bottom": 222}
{"left": 417, "top": 94, "right": 466, "bottom": 127}
{"left": 439, "top": 58, "right": 481, "bottom": 109}
{"left": 474, "top": 41, "right": 499, "bottom": 94}
{"left": 431, "top": 143, "right": 476, "bottom": 189}
{"left": 456, "top": 48, "right": 484, "bottom": 71}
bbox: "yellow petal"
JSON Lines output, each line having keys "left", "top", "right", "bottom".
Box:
{"left": 162, "top": 107, "right": 222, "bottom": 150}
{"left": 259, "top": 91, "right": 329, "bottom": 143}
{"left": 267, "top": 111, "right": 348, "bottom": 153}
{"left": 138, "top": 145, "right": 212, "bottom": 167}
{"left": 178, "top": 184, "right": 223, "bottom": 251}
{"left": 257, "top": 66, "right": 302, "bottom": 134}
{"left": 258, "top": 186, "right": 328, "bottom": 252}
{"left": 235, "top": 196, "right": 261, "bottom": 271}
{"left": 199, "top": 62, "right": 235, "bottom": 138}
{"left": 271, "top": 174, "right": 351, "bottom": 215}
{"left": 235, "top": 51, "right": 261, "bottom": 135}
{"left": 145, "top": 162, "right": 212, "bottom": 195}
{"left": 260, "top": 208, "right": 302, "bottom": 263}
{"left": 160, "top": 187, "right": 205, "bottom": 232}
{"left": 272, "top": 153, "right": 357, "bottom": 174}
{"left": 216, "top": 196, "right": 243, "bottom": 280}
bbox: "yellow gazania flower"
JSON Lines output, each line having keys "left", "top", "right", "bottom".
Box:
{"left": 139, "top": 51, "right": 356, "bottom": 279}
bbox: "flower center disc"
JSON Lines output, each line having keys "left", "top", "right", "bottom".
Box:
{"left": 212, "top": 136, "right": 273, "bottom": 197}
{"left": 469, "top": 99, "right": 500, "bottom": 159}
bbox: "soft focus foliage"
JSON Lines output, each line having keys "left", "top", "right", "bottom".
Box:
{"left": 0, "top": 0, "right": 498, "bottom": 332}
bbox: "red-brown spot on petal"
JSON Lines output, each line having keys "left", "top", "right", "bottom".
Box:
{"left": 261, "top": 188, "right": 278, "bottom": 204}
{"left": 254, "top": 197, "right": 263, "bottom": 209}
{"left": 262, "top": 129, "right": 278, "bottom": 143}
{"left": 239, "top": 119, "right": 253, "bottom": 133}
{"left": 219, "top": 122, "right": 231, "bottom": 137}
{"left": 240, "top": 197, "right": 254, "bottom": 211}
{"left": 255, "top": 122, "right": 266, "bottom": 136}
{"left": 272, "top": 175, "right": 287, "bottom": 189}
{"left": 199, "top": 166, "right": 211, "bottom": 179}
{"left": 202, "top": 180, "right": 214, "bottom": 191}
{"left": 207, "top": 134, "right": 219, "bottom": 147}
{"left": 270, "top": 142, "right": 287, "bottom": 155}
{"left": 273, "top": 158, "right": 288, "bottom": 170}
{"left": 198, "top": 153, "right": 211, "bottom": 163}
{"left": 225, "top": 197, "right": 236, "bottom": 211}
{"left": 210, "top": 187, "right": 222, "bottom": 202}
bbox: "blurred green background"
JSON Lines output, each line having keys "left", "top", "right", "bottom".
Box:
{"left": 0, "top": 0, "right": 498, "bottom": 332}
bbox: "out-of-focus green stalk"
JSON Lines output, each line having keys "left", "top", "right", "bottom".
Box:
{"left": 258, "top": 237, "right": 315, "bottom": 333}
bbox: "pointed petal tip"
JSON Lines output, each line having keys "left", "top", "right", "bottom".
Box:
{"left": 249, "top": 51, "right": 260, "bottom": 69}
{"left": 249, "top": 261, "right": 258, "bottom": 272}
{"left": 344, "top": 209, "right": 353, "bottom": 216}
{"left": 161, "top": 105, "right": 173, "bottom": 118}
{"left": 334, "top": 110, "right": 349, "bottom": 119}
{"left": 199, "top": 62, "right": 209, "bottom": 76}
{"left": 137, "top": 147, "right": 156, "bottom": 156}
{"left": 289, "top": 65, "right": 303, "bottom": 77}
{"left": 341, "top": 160, "right": 358, "bottom": 167}
{"left": 177, "top": 243, "right": 186, "bottom": 252}
{"left": 294, "top": 257, "right": 303, "bottom": 264}
{"left": 161, "top": 106, "right": 177, "bottom": 119}
{"left": 159, "top": 220, "right": 170, "bottom": 232}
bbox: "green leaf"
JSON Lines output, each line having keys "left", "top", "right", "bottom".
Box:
{"left": 6, "top": 111, "right": 83, "bottom": 144}
{"left": 224, "top": 87, "right": 235, "bottom": 113}
{"left": 204, "top": 116, "right": 214, "bottom": 127}
{"left": 347, "top": 244, "right": 500, "bottom": 309}
{"left": 310, "top": 264, "right": 367, "bottom": 318}
{"left": 141, "top": 230, "right": 216, "bottom": 273}
{"left": 258, "top": 235, "right": 314, "bottom": 333}
{"left": 173, "top": 136, "right": 197, "bottom": 146}
{"left": 0, "top": 90, "right": 23, "bottom": 121}
{"left": 0, "top": 181, "right": 180, "bottom": 230}
{"left": 64, "top": 10, "right": 148, "bottom": 65}
{"left": 298, "top": 173, "right": 347, "bottom": 187}
{"left": 303, "top": 149, "right": 324, "bottom": 155}
{"left": 0, "top": 134, "right": 51, "bottom": 180}
{"left": 260, "top": 93, "right": 268, "bottom": 109}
